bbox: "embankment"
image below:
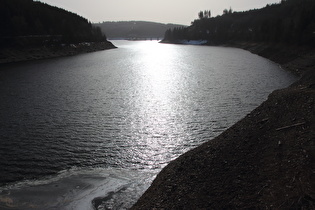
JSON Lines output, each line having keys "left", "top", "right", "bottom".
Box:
{"left": 0, "top": 41, "right": 116, "bottom": 64}
{"left": 132, "top": 43, "right": 315, "bottom": 209}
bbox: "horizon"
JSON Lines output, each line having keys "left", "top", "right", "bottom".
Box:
{"left": 36, "top": 0, "right": 281, "bottom": 25}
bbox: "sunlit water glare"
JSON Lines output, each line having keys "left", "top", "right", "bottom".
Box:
{"left": 0, "top": 41, "right": 296, "bottom": 209}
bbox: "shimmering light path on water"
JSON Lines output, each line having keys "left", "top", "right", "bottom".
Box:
{"left": 0, "top": 41, "right": 296, "bottom": 209}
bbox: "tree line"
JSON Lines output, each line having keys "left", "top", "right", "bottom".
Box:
{"left": 163, "top": 0, "right": 315, "bottom": 46}
{"left": 0, "top": 0, "right": 107, "bottom": 47}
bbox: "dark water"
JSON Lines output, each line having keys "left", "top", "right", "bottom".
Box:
{"left": 0, "top": 41, "right": 296, "bottom": 209}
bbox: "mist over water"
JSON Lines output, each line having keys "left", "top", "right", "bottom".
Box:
{"left": 0, "top": 41, "right": 296, "bottom": 209}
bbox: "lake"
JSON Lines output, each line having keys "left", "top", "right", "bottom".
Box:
{"left": 0, "top": 41, "right": 296, "bottom": 209}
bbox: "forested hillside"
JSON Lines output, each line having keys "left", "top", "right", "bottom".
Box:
{"left": 163, "top": 0, "right": 315, "bottom": 46}
{"left": 0, "top": 0, "right": 107, "bottom": 47}
{"left": 95, "top": 21, "right": 185, "bottom": 40}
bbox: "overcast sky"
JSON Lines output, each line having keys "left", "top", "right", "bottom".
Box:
{"left": 37, "top": 0, "right": 281, "bottom": 25}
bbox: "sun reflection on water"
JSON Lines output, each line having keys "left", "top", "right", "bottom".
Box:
{"left": 127, "top": 41, "right": 188, "bottom": 167}
{"left": 97, "top": 40, "right": 295, "bottom": 171}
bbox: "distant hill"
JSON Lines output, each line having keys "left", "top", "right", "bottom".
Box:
{"left": 0, "top": 0, "right": 109, "bottom": 47}
{"left": 94, "top": 21, "right": 186, "bottom": 40}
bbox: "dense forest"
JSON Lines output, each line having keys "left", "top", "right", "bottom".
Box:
{"left": 95, "top": 21, "right": 186, "bottom": 40}
{"left": 163, "top": 0, "right": 315, "bottom": 46}
{"left": 0, "top": 0, "right": 107, "bottom": 47}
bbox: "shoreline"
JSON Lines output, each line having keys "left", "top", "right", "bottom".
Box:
{"left": 132, "top": 43, "right": 314, "bottom": 209}
{"left": 0, "top": 41, "right": 117, "bottom": 65}
{"left": 227, "top": 42, "right": 315, "bottom": 76}
{"left": 160, "top": 40, "right": 315, "bottom": 76}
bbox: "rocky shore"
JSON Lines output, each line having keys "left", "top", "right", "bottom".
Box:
{"left": 0, "top": 41, "right": 116, "bottom": 64}
{"left": 132, "top": 43, "right": 315, "bottom": 209}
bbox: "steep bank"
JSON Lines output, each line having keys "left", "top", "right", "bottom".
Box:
{"left": 0, "top": 41, "right": 116, "bottom": 64}
{"left": 132, "top": 46, "right": 315, "bottom": 209}
{"left": 230, "top": 42, "right": 315, "bottom": 76}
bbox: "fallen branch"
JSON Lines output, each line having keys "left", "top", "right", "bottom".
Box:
{"left": 276, "top": 122, "right": 306, "bottom": 131}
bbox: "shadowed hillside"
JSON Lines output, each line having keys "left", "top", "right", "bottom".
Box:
{"left": 0, "top": 0, "right": 108, "bottom": 47}
{"left": 162, "top": 0, "right": 315, "bottom": 46}
{"left": 0, "top": 0, "right": 115, "bottom": 63}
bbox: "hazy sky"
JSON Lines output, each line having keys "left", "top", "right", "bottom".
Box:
{"left": 37, "top": 0, "right": 281, "bottom": 25}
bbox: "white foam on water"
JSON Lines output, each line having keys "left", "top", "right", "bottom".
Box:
{"left": 0, "top": 168, "right": 158, "bottom": 210}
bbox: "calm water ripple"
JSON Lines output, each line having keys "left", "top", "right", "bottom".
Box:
{"left": 0, "top": 41, "right": 296, "bottom": 209}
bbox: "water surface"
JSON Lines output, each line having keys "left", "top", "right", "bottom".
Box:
{"left": 0, "top": 41, "right": 296, "bottom": 209}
